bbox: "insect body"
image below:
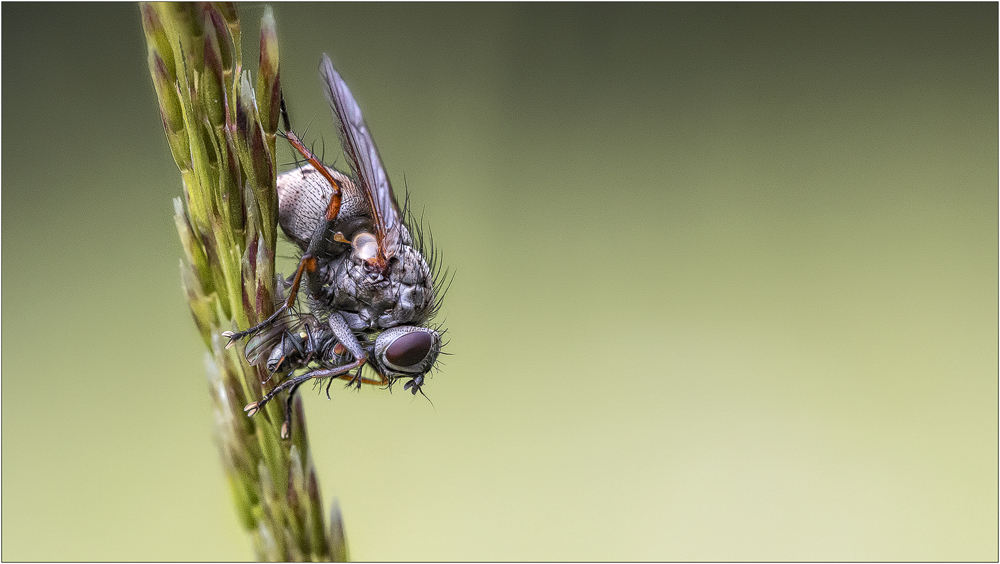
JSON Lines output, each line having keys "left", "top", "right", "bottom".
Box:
{"left": 225, "top": 54, "right": 446, "bottom": 438}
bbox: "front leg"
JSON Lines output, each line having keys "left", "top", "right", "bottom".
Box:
{"left": 325, "top": 312, "right": 369, "bottom": 389}
{"left": 326, "top": 311, "right": 364, "bottom": 361}
{"left": 245, "top": 356, "right": 367, "bottom": 439}
{"left": 245, "top": 312, "right": 363, "bottom": 414}
{"left": 243, "top": 311, "right": 389, "bottom": 439}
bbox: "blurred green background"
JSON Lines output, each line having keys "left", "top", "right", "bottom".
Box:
{"left": 2, "top": 2, "right": 996, "bottom": 561}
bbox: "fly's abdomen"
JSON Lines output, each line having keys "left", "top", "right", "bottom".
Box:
{"left": 276, "top": 165, "right": 366, "bottom": 248}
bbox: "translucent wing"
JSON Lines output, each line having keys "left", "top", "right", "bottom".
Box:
{"left": 243, "top": 308, "right": 314, "bottom": 367}
{"left": 244, "top": 275, "right": 323, "bottom": 368}
{"left": 320, "top": 54, "right": 402, "bottom": 265}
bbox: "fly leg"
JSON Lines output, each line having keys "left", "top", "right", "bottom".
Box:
{"left": 244, "top": 357, "right": 365, "bottom": 418}
{"left": 280, "top": 381, "right": 305, "bottom": 440}
{"left": 339, "top": 368, "right": 390, "bottom": 388}
{"left": 231, "top": 155, "right": 347, "bottom": 347}
{"left": 244, "top": 314, "right": 365, "bottom": 425}
{"left": 223, "top": 196, "right": 342, "bottom": 349}
{"left": 222, "top": 254, "right": 316, "bottom": 347}
{"left": 225, "top": 100, "right": 347, "bottom": 349}
{"left": 243, "top": 311, "right": 391, "bottom": 439}
{"left": 280, "top": 96, "right": 345, "bottom": 230}
{"left": 268, "top": 329, "right": 306, "bottom": 377}
{"left": 324, "top": 312, "right": 374, "bottom": 390}
{"left": 300, "top": 323, "right": 319, "bottom": 366}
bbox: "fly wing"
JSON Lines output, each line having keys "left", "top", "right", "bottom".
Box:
{"left": 320, "top": 54, "right": 402, "bottom": 264}
{"left": 244, "top": 308, "right": 308, "bottom": 367}
{"left": 244, "top": 277, "right": 319, "bottom": 367}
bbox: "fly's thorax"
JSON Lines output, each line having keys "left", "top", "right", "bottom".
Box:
{"left": 382, "top": 244, "right": 435, "bottom": 326}
{"left": 276, "top": 164, "right": 369, "bottom": 250}
{"left": 312, "top": 239, "right": 435, "bottom": 331}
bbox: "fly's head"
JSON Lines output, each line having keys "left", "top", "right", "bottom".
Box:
{"left": 370, "top": 325, "right": 442, "bottom": 395}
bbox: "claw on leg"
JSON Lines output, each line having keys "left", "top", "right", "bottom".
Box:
{"left": 222, "top": 330, "right": 240, "bottom": 349}
{"left": 346, "top": 370, "right": 363, "bottom": 390}
{"left": 244, "top": 402, "right": 260, "bottom": 417}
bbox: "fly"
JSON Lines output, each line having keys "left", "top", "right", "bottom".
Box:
{"left": 224, "top": 54, "right": 447, "bottom": 438}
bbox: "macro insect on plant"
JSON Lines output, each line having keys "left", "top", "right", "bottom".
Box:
{"left": 225, "top": 54, "right": 448, "bottom": 438}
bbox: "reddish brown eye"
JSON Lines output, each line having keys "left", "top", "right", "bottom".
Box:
{"left": 385, "top": 331, "right": 433, "bottom": 368}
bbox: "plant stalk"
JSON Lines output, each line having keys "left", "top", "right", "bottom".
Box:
{"left": 140, "top": 3, "right": 347, "bottom": 560}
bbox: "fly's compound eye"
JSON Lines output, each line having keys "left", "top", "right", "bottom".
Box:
{"left": 387, "top": 330, "right": 432, "bottom": 366}
{"left": 375, "top": 326, "right": 440, "bottom": 375}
